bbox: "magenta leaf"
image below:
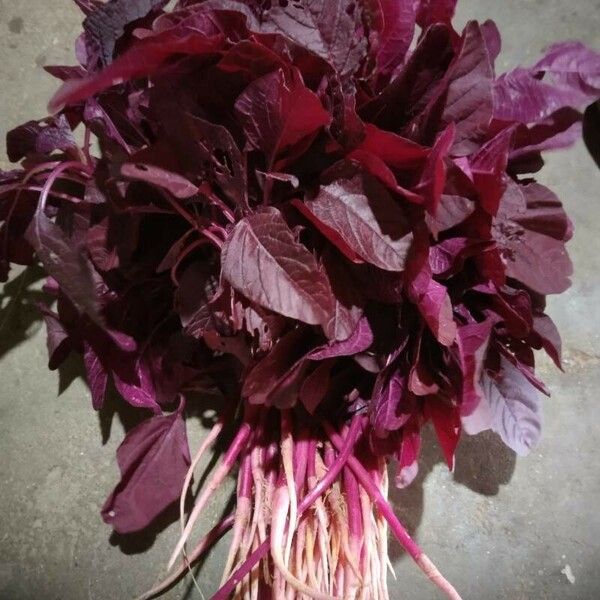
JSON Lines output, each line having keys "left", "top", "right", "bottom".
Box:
{"left": 252, "top": 0, "right": 366, "bottom": 77}
{"left": 483, "top": 357, "right": 543, "bottom": 456}
{"left": 102, "top": 400, "right": 191, "bottom": 533}
{"left": 416, "top": 0, "right": 457, "bottom": 28}
{"left": 242, "top": 327, "right": 313, "bottom": 406}
{"left": 83, "top": 0, "right": 168, "bottom": 65}
{"left": 357, "top": 124, "right": 428, "bottom": 168}
{"left": 441, "top": 21, "right": 494, "bottom": 155}
{"left": 121, "top": 163, "right": 197, "bottom": 199}
{"left": 532, "top": 314, "right": 563, "bottom": 369}
{"left": 299, "top": 360, "right": 333, "bottom": 415}
{"left": 371, "top": 371, "right": 411, "bottom": 437}
{"left": 376, "top": 0, "right": 416, "bottom": 77}
{"left": 6, "top": 115, "right": 76, "bottom": 162}
{"left": 83, "top": 340, "right": 108, "bottom": 410}
{"left": 456, "top": 320, "right": 493, "bottom": 417}
{"left": 308, "top": 174, "right": 413, "bottom": 271}
{"left": 308, "top": 317, "right": 373, "bottom": 360}
{"left": 425, "top": 398, "right": 461, "bottom": 469}
{"left": 407, "top": 233, "right": 457, "bottom": 347}
{"left": 415, "top": 124, "right": 455, "bottom": 215}
{"left": 37, "top": 303, "right": 72, "bottom": 370}
{"left": 494, "top": 182, "right": 573, "bottom": 294}
{"left": 221, "top": 208, "right": 334, "bottom": 326}
{"left": 50, "top": 29, "right": 224, "bottom": 112}
{"left": 493, "top": 42, "right": 600, "bottom": 123}
{"left": 185, "top": 114, "right": 248, "bottom": 209}
{"left": 395, "top": 418, "right": 421, "bottom": 488}
{"left": 470, "top": 126, "right": 515, "bottom": 215}
{"left": 25, "top": 209, "right": 106, "bottom": 328}
{"left": 235, "top": 68, "right": 331, "bottom": 167}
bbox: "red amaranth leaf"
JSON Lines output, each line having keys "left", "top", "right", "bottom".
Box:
{"left": 221, "top": 208, "right": 334, "bottom": 326}
{"left": 25, "top": 208, "right": 106, "bottom": 328}
{"left": 416, "top": 0, "right": 457, "bottom": 28}
{"left": 49, "top": 29, "right": 225, "bottom": 112}
{"left": 376, "top": 0, "right": 416, "bottom": 77}
{"left": 532, "top": 314, "right": 563, "bottom": 369}
{"left": 415, "top": 124, "right": 455, "bottom": 215}
{"left": 83, "top": 0, "right": 168, "bottom": 66}
{"left": 484, "top": 357, "right": 542, "bottom": 456}
{"left": 308, "top": 173, "right": 413, "bottom": 271}
{"left": 356, "top": 124, "right": 428, "bottom": 169}
{"left": 235, "top": 68, "right": 331, "bottom": 167}
{"left": 493, "top": 42, "right": 600, "bottom": 123}
{"left": 494, "top": 182, "right": 573, "bottom": 294}
{"left": 441, "top": 21, "right": 494, "bottom": 155}
{"left": 251, "top": 0, "right": 367, "bottom": 77}
{"left": 102, "top": 400, "right": 191, "bottom": 533}
{"left": 456, "top": 320, "right": 493, "bottom": 417}
{"left": 308, "top": 317, "right": 373, "bottom": 359}
{"left": 425, "top": 398, "right": 461, "bottom": 470}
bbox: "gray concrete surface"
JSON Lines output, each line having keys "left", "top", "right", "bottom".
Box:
{"left": 0, "top": 1, "right": 599, "bottom": 599}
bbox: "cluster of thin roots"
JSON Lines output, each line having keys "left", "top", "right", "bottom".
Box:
{"left": 137, "top": 405, "right": 462, "bottom": 600}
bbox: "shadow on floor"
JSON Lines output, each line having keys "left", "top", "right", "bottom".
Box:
{"left": 0, "top": 264, "right": 47, "bottom": 360}
{"left": 389, "top": 424, "right": 517, "bottom": 561}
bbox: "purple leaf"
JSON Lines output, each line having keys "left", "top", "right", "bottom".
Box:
{"left": 371, "top": 371, "right": 411, "bottom": 437}
{"left": 470, "top": 126, "right": 515, "bottom": 215}
{"left": 252, "top": 0, "right": 367, "bottom": 77}
{"left": 242, "top": 327, "right": 313, "bottom": 406}
{"left": 427, "top": 193, "right": 475, "bottom": 232}
{"left": 235, "top": 68, "right": 331, "bottom": 167}
{"left": 321, "top": 249, "right": 364, "bottom": 341}
{"left": 456, "top": 320, "right": 493, "bottom": 417}
{"left": 37, "top": 303, "right": 72, "bottom": 370}
{"left": 483, "top": 357, "right": 543, "bottom": 456}
{"left": 510, "top": 107, "right": 582, "bottom": 161}
{"left": 532, "top": 313, "right": 563, "bottom": 369}
{"left": 83, "top": 0, "right": 168, "bottom": 66}
{"left": 441, "top": 21, "right": 494, "bottom": 155}
{"left": 395, "top": 420, "right": 421, "bottom": 488}
{"left": 406, "top": 232, "right": 457, "bottom": 346}
{"left": 185, "top": 114, "right": 248, "bottom": 209}
{"left": 221, "top": 208, "right": 334, "bottom": 326}
{"left": 376, "top": 0, "right": 416, "bottom": 77}
{"left": 50, "top": 29, "right": 224, "bottom": 112}
{"left": 480, "top": 19, "right": 501, "bottom": 64}
{"left": 6, "top": 115, "right": 76, "bottom": 162}
{"left": 83, "top": 341, "right": 109, "bottom": 410}
{"left": 494, "top": 182, "right": 573, "bottom": 294}
{"left": 121, "top": 163, "right": 198, "bottom": 199}
{"left": 356, "top": 124, "right": 428, "bottom": 168}
{"left": 102, "top": 400, "right": 191, "bottom": 533}
{"left": 416, "top": 0, "right": 457, "bottom": 28}
{"left": 360, "top": 24, "right": 455, "bottom": 133}
{"left": 299, "top": 360, "right": 333, "bottom": 415}
{"left": 425, "top": 398, "right": 461, "bottom": 469}
{"left": 415, "top": 124, "right": 455, "bottom": 215}
{"left": 308, "top": 174, "right": 413, "bottom": 271}
{"left": 493, "top": 42, "right": 600, "bottom": 123}
{"left": 308, "top": 317, "right": 373, "bottom": 360}
{"left": 25, "top": 209, "right": 106, "bottom": 328}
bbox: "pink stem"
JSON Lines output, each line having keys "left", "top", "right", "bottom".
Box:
{"left": 324, "top": 424, "right": 463, "bottom": 600}
{"left": 168, "top": 414, "right": 255, "bottom": 570}
{"left": 210, "top": 414, "right": 365, "bottom": 600}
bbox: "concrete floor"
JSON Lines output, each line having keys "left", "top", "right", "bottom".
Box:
{"left": 0, "top": 1, "right": 599, "bottom": 599}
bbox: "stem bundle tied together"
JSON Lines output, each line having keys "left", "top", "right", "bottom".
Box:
{"left": 144, "top": 406, "right": 461, "bottom": 600}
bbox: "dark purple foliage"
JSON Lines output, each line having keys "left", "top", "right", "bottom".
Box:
{"left": 102, "top": 399, "right": 191, "bottom": 533}
{"left": 1, "top": 0, "right": 598, "bottom": 535}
